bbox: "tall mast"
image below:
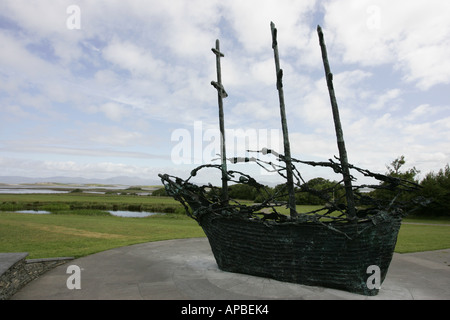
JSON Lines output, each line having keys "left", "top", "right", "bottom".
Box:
{"left": 317, "top": 25, "right": 356, "bottom": 220}
{"left": 211, "top": 39, "right": 229, "bottom": 205}
{"left": 270, "top": 22, "right": 297, "bottom": 218}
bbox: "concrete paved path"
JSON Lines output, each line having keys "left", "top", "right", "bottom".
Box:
{"left": 11, "top": 238, "right": 450, "bottom": 300}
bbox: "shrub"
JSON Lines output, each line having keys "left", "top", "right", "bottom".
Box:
{"left": 151, "top": 187, "right": 168, "bottom": 196}
{"left": 416, "top": 164, "right": 450, "bottom": 217}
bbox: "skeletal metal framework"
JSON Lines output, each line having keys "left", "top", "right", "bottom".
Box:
{"left": 160, "top": 23, "right": 422, "bottom": 239}
{"left": 158, "top": 22, "right": 425, "bottom": 296}
{"left": 210, "top": 39, "right": 229, "bottom": 205}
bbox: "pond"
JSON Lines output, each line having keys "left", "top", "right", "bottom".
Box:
{"left": 0, "top": 189, "right": 68, "bottom": 194}
{"left": 108, "top": 210, "right": 162, "bottom": 218}
{"left": 11, "top": 210, "right": 162, "bottom": 218}
{"left": 16, "top": 210, "right": 51, "bottom": 214}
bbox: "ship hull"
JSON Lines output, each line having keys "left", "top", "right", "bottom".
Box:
{"left": 198, "top": 212, "right": 401, "bottom": 296}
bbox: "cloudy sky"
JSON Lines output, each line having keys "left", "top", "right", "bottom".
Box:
{"left": 1, "top": 0, "right": 449, "bottom": 186}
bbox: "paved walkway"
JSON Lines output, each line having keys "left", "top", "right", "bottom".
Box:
{"left": 11, "top": 238, "right": 450, "bottom": 300}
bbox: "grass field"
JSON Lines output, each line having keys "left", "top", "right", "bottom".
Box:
{"left": 0, "top": 211, "right": 204, "bottom": 258}
{"left": 396, "top": 222, "right": 450, "bottom": 253}
{"left": 0, "top": 192, "right": 449, "bottom": 258}
{"left": 0, "top": 193, "right": 182, "bottom": 214}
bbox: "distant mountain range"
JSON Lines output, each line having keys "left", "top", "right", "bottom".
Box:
{"left": 0, "top": 176, "right": 162, "bottom": 187}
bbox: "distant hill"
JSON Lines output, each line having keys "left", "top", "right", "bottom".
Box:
{"left": 0, "top": 176, "right": 161, "bottom": 187}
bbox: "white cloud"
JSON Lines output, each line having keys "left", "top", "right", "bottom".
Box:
{"left": 99, "top": 102, "right": 129, "bottom": 122}
{"left": 406, "top": 104, "right": 430, "bottom": 121}
{"left": 94, "top": 69, "right": 120, "bottom": 86}
{"left": 0, "top": 144, "right": 157, "bottom": 160}
{"left": 4, "top": 105, "right": 30, "bottom": 119}
{"left": 102, "top": 40, "right": 165, "bottom": 78}
{"left": 0, "top": 0, "right": 449, "bottom": 184}
{"left": 231, "top": 101, "right": 273, "bottom": 121}
{"left": 1, "top": 1, "right": 72, "bottom": 36}
{"left": 293, "top": 69, "right": 372, "bottom": 128}
{"left": 323, "top": 0, "right": 450, "bottom": 90}
{"left": 250, "top": 58, "right": 276, "bottom": 87}
{"left": 83, "top": 102, "right": 131, "bottom": 122}
{"left": 399, "top": 44, "right": 450, "bottom": 90}
{"left": 222, "top": 0, "right": 317, "bottom": 53}
{"left": 82, "top": 124, "right": 144, "bottom": 147}
{"left": 0, "top": 156, "right": 165, "bottom": 180}
{"left": 373, "top": 113, "right": 394, "bottom": 129}
{"left": 0, "top": 31, "right": 66, "bottom": 80}
{"left": 290, "top": 132, "right": 337, "bottom": 158}
{"left": 368, "top": 89, "right": 402, "bottom": 111}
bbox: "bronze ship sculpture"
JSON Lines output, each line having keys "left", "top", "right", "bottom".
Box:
{"left": 159, "top": 23, "right": 420, "bottom": 296}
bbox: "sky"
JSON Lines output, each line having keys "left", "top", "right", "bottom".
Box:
{"left": 0, "top": 0, "right": 449, "bottom": 186}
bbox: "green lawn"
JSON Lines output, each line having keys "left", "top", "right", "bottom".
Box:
{"left": 0, "top": 193, "right": 182, "bottom": 213}
{"left": 0, "top": 193, "right": 177, "bottom": 205}
{"left": 0, "top": 211, "right": 204, "bottom": 259}
{"left": 396, "top": 222, "right": 450, "bottom": 253}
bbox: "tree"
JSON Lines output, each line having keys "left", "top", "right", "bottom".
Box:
{"left": 386, "top": 155, "right": 420, "bottom": 182}
{"left": 302, "top": 178, "right": 334, "bottom": 205}
{"left": 417, "top": 164, "right": 450, "bottom": 217}
{"left": 389, "top": 156, "right": 406, "bottom": 175}
{"left": 151, "top": 187, "right": 168, "bottom": 196}
{"left": 227, "top": 184, "right": 258, "bottom": 201}
{"left": 372, "top": 156, "right": 419, "bottom": 202}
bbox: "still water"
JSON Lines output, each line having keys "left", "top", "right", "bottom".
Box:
{"left": 108, "top": 211, "right": 161, "bottom": 218}
{"left": 12, "top": 210, "right": 160, "bottom": 217}
{"left": 0, "top": 189, "right": 68, "bottom": 194}
{"left": 16, "top": 210, "right": 51, "bottom": 214}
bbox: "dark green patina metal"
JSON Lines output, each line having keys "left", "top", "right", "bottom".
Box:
{"left": 211, "top": 39, "right": 229, "bottom": 205}
{"left": 159, "top": 23, "right": 421, "bottom": 296}
{"left": 317, "top": 25, "right": 356, "bottom": 220}
{"left": 271, "top": 22, "right": 297, "bottom": 218}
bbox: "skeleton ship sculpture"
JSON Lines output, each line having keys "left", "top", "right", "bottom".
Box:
{"left": 159, "top": 23, "right": 419, "bottom": 296}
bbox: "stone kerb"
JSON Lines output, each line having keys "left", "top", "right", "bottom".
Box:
{"left": 0, "top": 253, "right": 73, "bottom": 300}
